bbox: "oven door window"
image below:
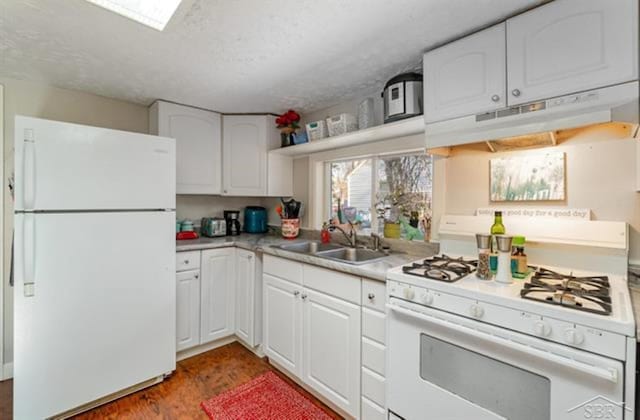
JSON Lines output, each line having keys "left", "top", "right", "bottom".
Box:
{"left": 420, "top": 333, "right": 550, "bottom": 420}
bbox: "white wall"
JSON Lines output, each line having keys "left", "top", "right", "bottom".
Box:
{"left": 176, "top": 195, "right": 264, "bottom": 223}
{"left": 433, "top": 125, "right": 640, "bottom": 263}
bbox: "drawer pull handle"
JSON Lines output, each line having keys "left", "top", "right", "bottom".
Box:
{"left": 368, "top": 293, "right": 375, "bottom": 300}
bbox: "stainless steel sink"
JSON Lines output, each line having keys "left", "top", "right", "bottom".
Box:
{"left": 275, "top": 241, "right": 389, "bottom": 265}
{"left": 315, "top": 248, "right": 388, "bottom": 265}
{"left": 277, "top": 241, "right": 344, "bottom": 254}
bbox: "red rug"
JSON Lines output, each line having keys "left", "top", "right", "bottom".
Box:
{"left": 200, "top": 371, "right": 334, "bottom": 420}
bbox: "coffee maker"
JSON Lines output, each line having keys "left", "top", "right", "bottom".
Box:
{"left": 224, "top": 210, "right": 241, "bottom": 236}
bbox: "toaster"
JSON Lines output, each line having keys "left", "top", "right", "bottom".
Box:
{"left": 200, "top": 217, "right": 226, "bottom": 237}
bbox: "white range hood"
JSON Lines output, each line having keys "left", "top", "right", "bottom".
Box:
{"left": 426, "top": 81, "right": 639, "bottom": 148}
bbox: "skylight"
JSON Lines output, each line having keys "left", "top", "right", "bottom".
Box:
{"left": 86, "top": 0, "right": 182, "bottom": 31}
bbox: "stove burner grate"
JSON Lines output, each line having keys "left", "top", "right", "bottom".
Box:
{"left": 520, "top": 268, "right": 612, "bottom": 316}
{"left": 402, "top": 255, "right": 477, "bottom": 283}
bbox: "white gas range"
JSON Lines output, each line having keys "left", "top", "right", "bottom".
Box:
{"left": 385, "top": 215, "right": 636, "bottom": 420}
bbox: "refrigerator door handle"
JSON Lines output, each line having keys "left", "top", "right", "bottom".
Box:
{"left": 23, "top": 214, "right": 35, "bottom": 297}
{"left": 23, "top": 128, "right": 36, "bottom": 210}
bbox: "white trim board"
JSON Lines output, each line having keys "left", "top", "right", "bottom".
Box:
{"left": 2, "top": 362, "right": 12, "bottom": 380}
{"left": 0, "top": 84, "right": 4, "bottom": 380}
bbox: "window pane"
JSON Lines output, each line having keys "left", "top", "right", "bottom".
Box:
{"left": 377, "top": 153, "right": 433, "bottom": 240}
{"left": 330, "top": 159, "right": 372, "bottom": 229}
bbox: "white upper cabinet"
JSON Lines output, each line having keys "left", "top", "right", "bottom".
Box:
{"left": 506, "top": 0, "right": 638, "bottom": 105}
{"left": 200, "top": 248, "right": 236, "bottom": 344}
{"left": 222, "top": 115, "right": 287, "bottom": 196}
{"left": 150, "top": 101, "right": 222, "bottom": 195}
{"left": 423, "top": 23, "right": 506, "bottom": 123}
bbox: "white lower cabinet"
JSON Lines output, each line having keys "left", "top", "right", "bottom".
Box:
{"left": 235, "top": 248, "right": 263, "bottom": 347}
{"left": 200, "top": 248, "right": 236, "bottom": 343}
{"left": 303, "top": 288, "right": 361, "bottom": 417}
{"left": 361, "top": 279, "right": 387, "bottom": 419}
{"left": 175, "top": 269, "right": 200, "bottom": 352}
{"left": 176, "top": 248, "right": 261, "bottom": 353}
{"left": 263, "top": 273, "right": 303, "bottom": 378}
{"left": 263, "top": 255, "right": 362, "bottom": 419}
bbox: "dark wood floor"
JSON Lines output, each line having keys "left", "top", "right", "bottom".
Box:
{"left": 0, "top": 342, "right": 343, "bottom": 419}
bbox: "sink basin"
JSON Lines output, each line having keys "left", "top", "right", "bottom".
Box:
{"left": 277, "top": 241, "right": 344, "bottom": 254}
{"left": 316, "top": 248, "right": 388, "bottom": 265}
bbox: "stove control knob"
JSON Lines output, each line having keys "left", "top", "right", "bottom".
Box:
{"left": 469, "top": 304, "right": 484, "bottom": 319}
{"left": 533, "top": 321, "right": 551, "bottom": 337}
{"left": 403, "top": 287, "right": 416, "bottom": 301}
{"left": 563, "top": 328, "right": 585, "bottom": 345}
{"left": 419, "top": 292, "right": 433, "bottom": 305}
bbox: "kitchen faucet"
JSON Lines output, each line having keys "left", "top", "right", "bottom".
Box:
{"left": 328, "top": 220, "right": 357, "bottom": 248}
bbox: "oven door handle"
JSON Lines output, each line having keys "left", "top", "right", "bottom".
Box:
{"left": 386, "top": 303, "right": 619, "bottom": 384}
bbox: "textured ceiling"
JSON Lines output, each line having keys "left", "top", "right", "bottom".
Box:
{"left": 0, "top": 0, "right": 540, "bottom": 114}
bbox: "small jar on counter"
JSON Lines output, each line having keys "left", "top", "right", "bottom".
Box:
{"left": 511, "top": 235, "right": 528, "bottom": 274}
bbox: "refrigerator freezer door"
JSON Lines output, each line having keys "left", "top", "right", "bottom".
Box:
{"left": 14, "top": 116, "right": 176, "bottom": 211}
{"left": 13, "top": 211, "right": 176, "bottom": 419}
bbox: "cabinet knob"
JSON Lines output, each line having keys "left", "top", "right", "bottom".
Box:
{"left": 491, "top": 94, "right": 500, "bottom": 102}
{"left": 247, "top": 255, "right": 253, "bottom": 260}
{"left": 511, "top": 89, "right": 521, "bottom": 97}
{"left": 194, "top": 274, "right": 199, "bottom": 279}
{"left": 223, "top": 190, "right": 228, "bottom": 194}
{"left": 184, "top": 260, "right": 189, "bottom": 264}
{"left": 301, "top": 294, "right": 308, "bottom": 300}
{"left": 293, "top": 291, "right": 300, "bottom": 297}
{"left": 368, "top": 293, "right": 375, "bottom": 300}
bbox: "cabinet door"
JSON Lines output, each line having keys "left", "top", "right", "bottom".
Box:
{"left": 263, "top": 273, "right": 303, "bottom": 378}
{"left": 235, "top": 249, "right": 255, "bottom": 346}
{"left": 176, "top": 269, "right": 200, "bottom": 351}
{"left": 506, "top": 0, "right": 638, "bottom": 105}
{"left": 200, "top": 248, "right": 235, "bottom": 343}
{"left": 303, "top": 288, "right": 361, "bottom": 418}
{"left": 151, "top": 101, "right": 222, "bottom": 195}
{"left": 267, "top": 153, "right": 293, "bottom": 197}
{"left": 222, "top": 115, "right": 269, "bottom": 196}
{"left": 423, "top": 23, "right": 506, "bottom": 123}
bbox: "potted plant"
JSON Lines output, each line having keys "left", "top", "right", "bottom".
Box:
{"left": 275, "top": 109, "right": 301, "bottom": 147}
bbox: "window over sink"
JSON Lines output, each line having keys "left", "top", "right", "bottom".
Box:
{"left": 328, "top": 151, "right": 433, "bottom": 241}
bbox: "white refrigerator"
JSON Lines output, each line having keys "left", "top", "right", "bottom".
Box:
{"left": 13, "top": 116, "right": 177, "bottom": 419}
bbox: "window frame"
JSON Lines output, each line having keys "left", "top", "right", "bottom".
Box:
{"left": 324, "top": 149, "right": 433, "bottom": 235}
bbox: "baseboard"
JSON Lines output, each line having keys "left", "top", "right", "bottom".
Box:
{"left": 1, "top": 362, "right": 13, "bottom": 380}
{"left": 177, "top": 335, "right": 265, "bottom": 362}
{"left": 176, "top": 336, "right": 237, "bottom": 361}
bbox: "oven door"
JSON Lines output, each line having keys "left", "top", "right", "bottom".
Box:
{"left": 386, "top": 298, "right": 625, "bottom": 420}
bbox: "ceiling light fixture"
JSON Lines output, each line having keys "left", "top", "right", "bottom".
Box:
{"left": 85, "top": 0, "right": 182, "bottom": 31}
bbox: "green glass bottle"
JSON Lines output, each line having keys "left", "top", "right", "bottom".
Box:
{"left": 489, "top": 211, "right": 505, "bottom": 272}
{"left": 491, "top": 211, "right": 506, "bottom": 235}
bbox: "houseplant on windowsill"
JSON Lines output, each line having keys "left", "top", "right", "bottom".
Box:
{"left": 275, "top": 109, "right": 301, "bottom": 147}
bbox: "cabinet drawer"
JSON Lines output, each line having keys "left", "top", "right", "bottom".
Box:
{"left": 263, "top": 255, "right": 303, "bottom": 284}
{"left": 362, "top": 337, "right": 385, "bottom": 376}
{"left": 362, "top": 307, "right": 386, "bottom": 345}
{"left": 176, "top": 251, "right": 201, "bottom": 272}
{"left": 361, "top": 397, "right": 385, "bottom": 420}
{"left": 362, "top": 367, "right": 385, "bottom": 407}
{"left": 362, "top": 278, "right": 386, "bottom": 312}
{"left": 303, "top": 264, "right": 360, "bottom": 304}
